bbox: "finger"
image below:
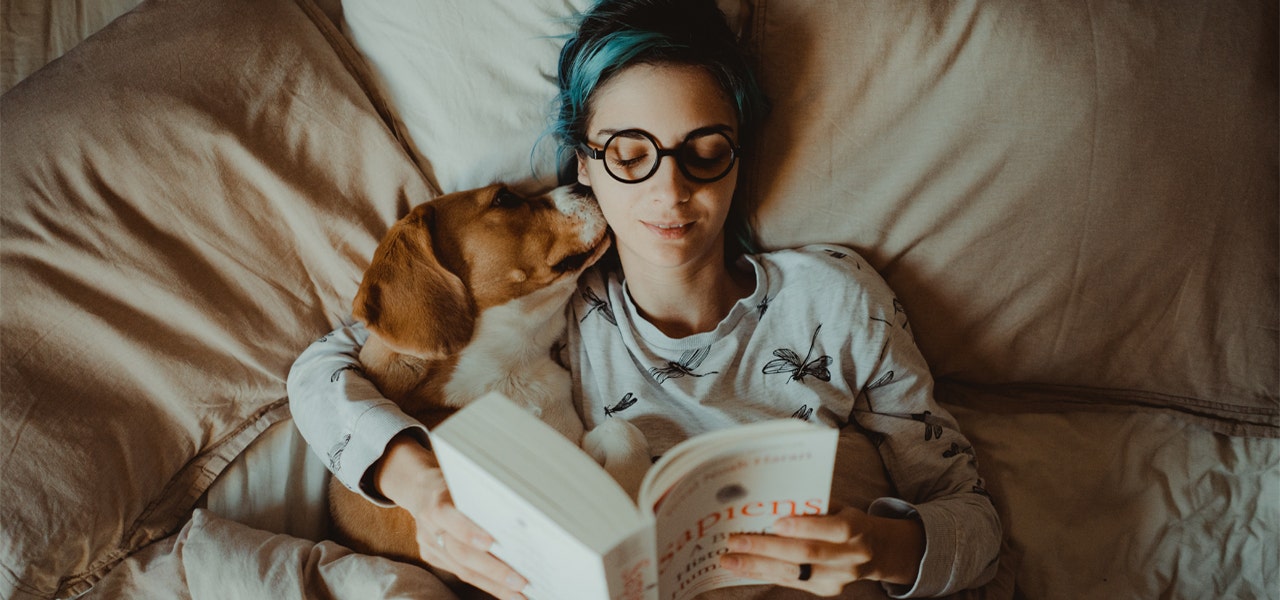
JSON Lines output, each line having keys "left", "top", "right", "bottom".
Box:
{"left": 432, "top": 492, "right": 497, "bottom": 549}
{"left": 418, "top": 529, "right": 528, "bottom": 590}
{"left": 411, "top": 492, "right": 528, "bottom": 597}
{"left": 727, "top": 532, "right": 862, "bottom": 566}
{"left": 449, "top": 562, "right": 528, "bottom": 600}
{"left": 772, "top": 506, "right": 865, "bottom": 544}
{"left": 720, "top": 554, "right": 843, "bottom": 596}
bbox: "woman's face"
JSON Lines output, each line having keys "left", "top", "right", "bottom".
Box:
{"left": 577, "top": 62, "right": 740, "bottom": 273}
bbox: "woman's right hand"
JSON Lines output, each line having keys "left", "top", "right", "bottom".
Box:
{"left": 374, "top": 432, "right": 529, "bottom": 600}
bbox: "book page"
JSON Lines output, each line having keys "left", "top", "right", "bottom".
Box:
{"left": 641, "top": 423, "right": 838, "bottom": 600}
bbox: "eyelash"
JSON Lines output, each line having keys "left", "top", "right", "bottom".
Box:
{"left": 491, "top": 189, "right": 523, "bottom": 208}
{"left": 610, "top": 156, "right": 646, "bottom": 168}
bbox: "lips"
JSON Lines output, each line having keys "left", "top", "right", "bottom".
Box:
{"left": 643, "top": 220, "right": 693, "bottom": 239}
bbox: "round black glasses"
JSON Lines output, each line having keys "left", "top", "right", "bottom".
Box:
{"left": 580, "top": 127, "right": 740, "bottom": 184}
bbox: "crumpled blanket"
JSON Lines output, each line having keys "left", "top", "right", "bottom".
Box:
{"left": 83, "top": 510, "right": 462, "bottom": 600}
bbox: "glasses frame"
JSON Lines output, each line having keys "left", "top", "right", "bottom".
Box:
{"left": 580, "top": 126, "right": 741, "bottom": 185}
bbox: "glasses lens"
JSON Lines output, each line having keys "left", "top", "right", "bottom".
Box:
{"left": 603, "top": 133, "right": 658, "bottom": 182}
{"left": 679, "top": 132, "right": 736, "bottom": 181}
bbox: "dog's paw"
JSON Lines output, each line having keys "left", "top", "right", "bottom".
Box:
{"left": 583, "top": 419, "right": 651, "bottom": 500}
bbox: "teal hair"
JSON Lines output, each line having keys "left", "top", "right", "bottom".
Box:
{"left": 544, "top": 0, "right": 769, "bottom": 256}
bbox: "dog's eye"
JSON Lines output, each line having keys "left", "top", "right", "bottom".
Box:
{"left": 553, "top": 250, "right": 592, "bottom": 274}
{"left": 491, "top": 188, "right": 524, "bottom": 209}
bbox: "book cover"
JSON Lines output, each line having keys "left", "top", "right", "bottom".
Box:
{"left": 429, "top": 392, "right": 838, "bottom": 600}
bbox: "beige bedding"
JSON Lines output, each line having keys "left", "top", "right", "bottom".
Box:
{"left": 81, "top": 509, "right": 458, "bottom": 600}
{"left": 1, "top": 0, "right": 430, "bottom": 595}
{"left": 1, "top": 0, "right": 140, "bottom": 94}
{"left": 1, "top": 0, "right": 1274, "bottom": 599}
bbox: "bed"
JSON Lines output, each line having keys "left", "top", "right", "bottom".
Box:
{"left": 2, "top": 0, "right": 1276, "bottom": 598}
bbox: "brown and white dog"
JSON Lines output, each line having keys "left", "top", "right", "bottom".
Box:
{"left": 330, "top": 183, "right": 650, "bottom": 564}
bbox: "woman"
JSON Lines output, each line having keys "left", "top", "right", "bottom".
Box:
{"left": 288, "top": 0, "right": 1001, "bottom": 598}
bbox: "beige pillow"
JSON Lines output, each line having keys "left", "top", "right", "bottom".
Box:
{"left": 0, "top": 0, "right": 432, "bottom": 596}
{"left": 742, "top": 0, "right": 1277, "bottom": 435}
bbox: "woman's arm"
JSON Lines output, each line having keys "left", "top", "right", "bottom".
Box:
{"left": 841, "top": 322, "right": 1002, "bottom": 598}
{"left": 722, "top": 334, "right": 1001, "bottom": 597}
{"left": 286, "top": 321, "right": 425, "bottom": 502}
{"left": 721, "top": 251, "right": 1001, "bottom": 598}
{"left": 286, "top": 322, "right": 528, "bottom": 599}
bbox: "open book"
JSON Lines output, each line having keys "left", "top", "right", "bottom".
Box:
{"left": 428, "top": 392, "right": 838, "bottom": 600}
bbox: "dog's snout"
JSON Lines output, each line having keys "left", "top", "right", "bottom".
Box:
{"left": 538, "top": 184, "right": 609, "bottom": 275}
{"left": 549, "top": 184, "right": 605, "bottom": 235}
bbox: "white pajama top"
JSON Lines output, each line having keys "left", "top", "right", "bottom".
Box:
{"left": 287, "top": 244, "right": 1001, "bottom": 597}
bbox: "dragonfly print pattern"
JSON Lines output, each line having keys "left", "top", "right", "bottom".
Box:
{"left": 791, "top": 404, "right": 814, "bottom": 421}
{"left": 604, "top": 393, "right": 639, "bottom": 417}
{"left": 870, "top": 298, "right": 912, "bottom": 335}
{"left": 912, "top": 410, "right": 944, "bottom": 441}
{"left": 756, "top": 293, "right": 775, "bottom": 318}
{"left": 763, "top": 324, "right": 832, "bottom": 383}
{"left": 328, "top": 434, "right": 350, "bottom": 472}
{"left": 649, "top": 346, "right": 719, "bottom": 384}
{"left": 822, "top": 247, "right": 862, "bottom": 270}
{"left": 849, "top": 371, "right": 896, "bottom": 448}
{"left": 579, "top": 286, "right": 616, "bottom": 326}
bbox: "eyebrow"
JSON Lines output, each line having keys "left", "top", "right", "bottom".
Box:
{"left": 594, "top": 123, "right": 735, "bottom": 140}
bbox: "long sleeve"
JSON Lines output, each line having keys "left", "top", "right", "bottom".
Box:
{"left": 847, "top": 300, "right": 1002, "bottom": 598}
{"left": 286, "top": 320, "right": 427, "bottom": 505}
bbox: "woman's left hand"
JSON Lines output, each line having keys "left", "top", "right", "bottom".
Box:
{"left": 719, "top": 505, "right": 925, "bottom": 596}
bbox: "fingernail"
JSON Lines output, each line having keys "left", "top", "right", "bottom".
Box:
{"left": 727, "top": 536, "right": 748, "bottom": 551}
{"left": 506, "top": 574, "right": 526, "bottom": 589}
{"left": 472, "top": 535, "right": 493, "bottom": 548}
{"left": 721, "top": 555, "right": 740, "bottom": 570}
{"left": 773, "top": 519, "right": 794, "bottom": 535}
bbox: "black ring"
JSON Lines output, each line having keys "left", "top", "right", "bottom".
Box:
{"left": 798, "top": 563, "right": 813, "bottom": 581}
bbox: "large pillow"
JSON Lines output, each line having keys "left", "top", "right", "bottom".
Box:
{"left": 0, "top": 0, "right": 433, "bottom": 596}
{"left": 341, "top": 0, "right": 750, "bottom": 195}
{"left": 740, "top": 0, "right": 1277, "bottom": 435}
{"left": 0, "top": 0, "right": 141, "bottom": 93}
{"left": 340, "top": 0, "right": 581, "bottom": 194}
{"left": 0, "top": 0, "right": 346, "bottom": 93}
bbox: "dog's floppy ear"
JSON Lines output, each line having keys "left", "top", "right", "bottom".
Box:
{"left": 353, "top": 203, "right": 474, "bottom": 359}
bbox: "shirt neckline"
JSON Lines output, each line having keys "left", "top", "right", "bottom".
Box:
{"left": 616, "top": 254, "right": 768, "bottom": 351}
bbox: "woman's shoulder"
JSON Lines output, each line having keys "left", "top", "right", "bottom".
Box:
{"left": 757, "top": 244, "right": 884, "bottom": 287}
{"left": 755, "top": 244, "right": 901, "bottom": 317}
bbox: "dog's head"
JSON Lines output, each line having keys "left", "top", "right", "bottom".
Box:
{"left": 353, "top": 183, "right": 609, "bottom": 360}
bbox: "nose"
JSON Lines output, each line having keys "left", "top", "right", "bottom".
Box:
{"left": 647, "top": 155, "right": 692, "bottom": 204}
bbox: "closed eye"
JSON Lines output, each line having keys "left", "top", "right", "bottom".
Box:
{"left": 553, "top": 250, "right": 593, "bottom": 273}
{"left": 491, "top": 188, "right": 524, "bottom": 209}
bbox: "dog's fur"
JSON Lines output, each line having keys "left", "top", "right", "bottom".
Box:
{"left": 330, "top": 183, "right": 649, "bottom": 564}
